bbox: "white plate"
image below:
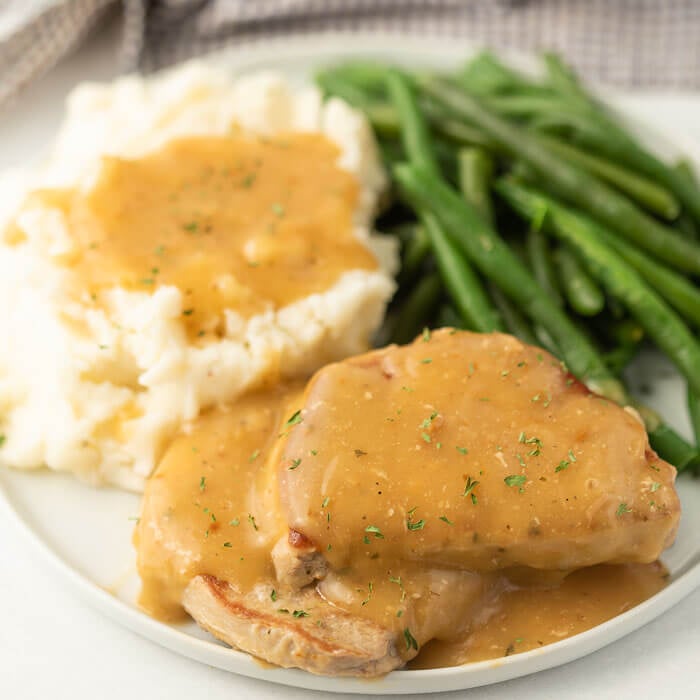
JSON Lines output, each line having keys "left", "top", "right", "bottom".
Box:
{"left": 1, "top": 33, "right": 699, "bottom": 696}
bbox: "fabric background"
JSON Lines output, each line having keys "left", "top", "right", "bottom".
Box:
{"left": 2, "top": 0, "right": 700, "bottom": 109}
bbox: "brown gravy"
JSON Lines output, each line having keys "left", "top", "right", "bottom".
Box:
{"left": 12, "top": 132, "right": 376, "bottom": 337}
{"left": 410, "top": 562, "right": 668, "bottom": 667}
{"left": 135, "top": 333, "right": 675, "bottom": 668}
{"left": 135, "top": 383, "right": 304, "bottom": 620}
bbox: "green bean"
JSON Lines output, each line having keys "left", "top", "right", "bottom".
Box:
{"left": 317, "top": 63, "right": 388, "bottom": 95}
{"left": 436, "top": 303, "right": 468, "bottom": 330}
{"left": 419, "top": 76, "right": 700, "bottom": 273}
{"left": 386, "top": 68, "right": 502, "bottom": 333}
{"left": 526, "top": 226, "right": 563, "bottom": 306}
{"left": 542, "top": 52, "right": 590, "bottom": 102}
{"left": 607, "top": 318, "right": 645, "bottom": 348}
{"left": 533, "top": 325, "right": 562, "bottom": 357}
{"left": 599, "top": 319, "right": 644, "bottom": 376}
{"left": 393, "top": 162, "right": 627, "bottom": 403}
{"left": 398, "top": 224, "right": 430, "bottom": 284}
{"left": 540, "top": 54, "right": 700, "bottom": 225}
{"left": 674, "top": 160, "right": 699, "bottom": 240}
{"left": 432, "top": 117, "right": 493, "bottom": 149}
{"left": 458, "top": 151, "right": 539, "bottom": 344}
{"left": 592, "top": 225, "right": 700, "bottom": 329}
{"left": 497, "top": 179, "right": 700, "bottom": 397}
{"left": 676, "top": 159, "right": 698, "bottom": 187}
{"left": 628, "top": 403, "right": 700, "bottom": 473}
{"left": 459, "top": 51, "right": 553, "bottom": 97}
{"left": 553, "top": 245, "right": 606, "bottom": 316}
{"left": 688, "top": 385, "right": 700, "bottom": 449}
{"left": 487, "top": 283, "right": 538, "bottom": 345}
{"left": 422, "top": 212, "right": 503, "bottom": 333}
{"left": 315, "top": 72, "right": 400, "bottom": 136}
{"left": 385, "top": 69, "right": 441, "bottom": 178}
{"left": 457, "top": 148, "right": 495, "bottom": 224}
{"left": 389, "top": 273, "right": 442, "bottom": 345}
{"left": 485, "top": 94, "right": 581, "bottom": 120}
{"left": 541, "top": 136, "right": 680, "bottom": 220}
{"left": 676, "top": 211, "right": 698, "bottom": 241}
{"left": 603, "top": 343, "right": 640, "bottom": 377}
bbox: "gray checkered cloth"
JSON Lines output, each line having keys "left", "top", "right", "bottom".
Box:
{"left": 2, "top": 0, "right": 700, "bottom": 109}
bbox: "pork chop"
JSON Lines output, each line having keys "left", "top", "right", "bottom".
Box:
{"left": 135, "top": 329, "right": 680, "bottom": 677}
{"left": 278, "top": 330, "right": 679, "bottom": 574}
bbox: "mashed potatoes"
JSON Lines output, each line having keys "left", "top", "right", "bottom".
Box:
{"left": 0, "top": 63, "right": 397, "bottom": 490}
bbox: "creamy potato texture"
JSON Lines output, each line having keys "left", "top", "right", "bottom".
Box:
{"left": 0, "top": 64, "right": 396, "bottom": 489}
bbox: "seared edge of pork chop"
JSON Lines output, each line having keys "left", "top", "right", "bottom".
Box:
{"left": 183, "top": 575, "right": 402, "bottom": 677}
{"left": 271, "top": 529, "right": 328, "bottom": 590}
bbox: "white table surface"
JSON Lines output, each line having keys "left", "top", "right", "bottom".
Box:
{"left": 0, "top": 19, "right": 699, "bottom": 700}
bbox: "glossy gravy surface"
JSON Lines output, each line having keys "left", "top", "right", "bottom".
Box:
{"left": 279, "top": 331, "right": 678, "bottom": 572}
{"left": 135, "top": 383, "right": 303, "bottom": 620}
{"left": 411, "top": 561, "right": 668, "bottom": 667}
{"left": 15, "top": 132, "right": 376, "bottom": 337}
{"left": 135, "top": 331, "right": 676, "bottom": 666}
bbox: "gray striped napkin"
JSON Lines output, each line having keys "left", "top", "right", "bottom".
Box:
{"left": 2, "top": 0, "right": 700, "bottom": 110}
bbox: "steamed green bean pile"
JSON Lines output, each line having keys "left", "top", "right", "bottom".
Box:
{"left": 316, "top": 52, "right": 700, "bottom": 473}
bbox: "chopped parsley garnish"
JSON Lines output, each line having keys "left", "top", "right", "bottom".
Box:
{"left": 463, "top": 476, "right": 480, "bottom": 503}
{"left": 321, "top": 496, "right": 330, "bottom": 508}
{"left": 439, "top": 515, "right": 454, "bottom": 525}
{"left": 421, "top": 412, "right": 439, "bottom": 429}
{"left": 292, "top": 609, "right": 309, "bottom": 618}
{"left": 365, "top": 525, "right": 384, "bottom": 539}
{"left": 616, "top": 503, "right": 632, "bottom": 517}
{"left": 182, "top": 308, "right": 194, "bottom": 316}
{"left": 223, "top": 542, "right": 232, "bottom": 548}
{"left": 241, "top": 174, "right": 256, "bottom": 188}
{"left": 183, "top": 221, "right": 198, "bottom": 233}
{"left": 504, "top": 474, "right": 526, "bottom": 488}
{"left": 279, "top": 410, "right": 303, "bottom": 436}
{"left": 389, "top": 575, "right": 406, "bottom": 601}
{"left": 422, "top": 327, "right": 431, "bottom": 342}
{"left": 248, "top": 449, "right": 260, "bottom": 463}
{"left": 271, "top": 202, "right": 285, "bottom": 217}
{"left": 420, "top": 358, "right": 432, "bottom": 364}
{"left": 310, "top": 449, "right": 318, "bottom": 456}
{"left": 555, "top": 459, "right": 570, "bottom": 473}
{"left": 354, "top": 449, "right": 367, "bottom": 457}
{"left": 456, "top": 446, "right": 468, "bottom": 455}
{"left": 406, "top": 508, "right": 425, "bottom": 531}
{"left": 288, "top": 458, "right": 302, "bottom": 470}
{"left": 403, "top": 627, "right": 419, "bottom": 652}
{"left": 199, "top": 476, "right": 206, "bottom": 492}
{"left": 518, "top": 432, "right": 543, "bottom": 456}
{"left": 361, "top": 582, "right": 374, "bottom": 607}
{"left": 421, "top": 432, "right": 432, "bottom": 443}
{"left": 650, "top": 482, "right": 661, "bottom": 493}
{"left": 284, "top": 410, "right": 303, "bottom": 427}
{"left": 248, "top": 514, "right": 259, "bottom": 531}
{"left": 270, "top": 589, "right": 277, "bottom": 602}
{"left": 229, "top": 517, "right": 240, "bottom": 526}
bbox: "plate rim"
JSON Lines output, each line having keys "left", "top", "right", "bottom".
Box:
{"left": 2, "top": 29, "right": 700, "bottom": 695}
